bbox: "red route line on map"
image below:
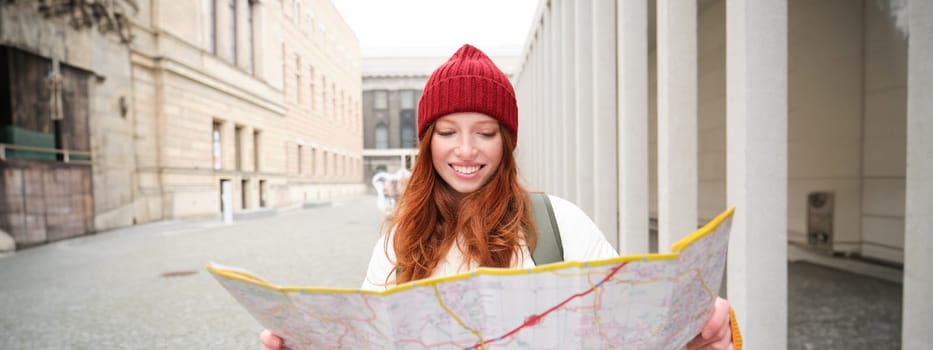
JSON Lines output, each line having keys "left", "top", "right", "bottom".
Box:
{"left": 467, "top": 262, "right": 629, "bottom": 349}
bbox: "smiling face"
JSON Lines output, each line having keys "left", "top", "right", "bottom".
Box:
{"left": 430, "top": 112, "right": 504, "bottom": 194}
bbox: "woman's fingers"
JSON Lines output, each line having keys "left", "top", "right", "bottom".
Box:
{"left": 260, "top": 329, "right": 284, "bottom": 350}
{"left": 687, "top": 298, "right": 732, "bottom": 350}
{"left": 702, "top": 298, "right": 731, "bottom": 339}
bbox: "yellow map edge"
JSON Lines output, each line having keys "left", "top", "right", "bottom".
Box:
{"left": 205, "top": 206, "right": 736, "bottom": 297}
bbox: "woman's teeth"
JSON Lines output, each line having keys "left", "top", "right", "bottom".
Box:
{"left": 453, "top": 165, "right": 480, "bottom": 175}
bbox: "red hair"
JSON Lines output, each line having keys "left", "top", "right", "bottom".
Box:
{"left": 387, "top": 123, "right": 536, "bottom": 284}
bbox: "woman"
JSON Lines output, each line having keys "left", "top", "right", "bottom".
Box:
{"left": 262, "top": 44, "right": 738, "bottom": 350}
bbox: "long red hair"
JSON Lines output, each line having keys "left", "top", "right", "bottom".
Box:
{"left": 387, "top": 122, "right": 536, "bottom": 284}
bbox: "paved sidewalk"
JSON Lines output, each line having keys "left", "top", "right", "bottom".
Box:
{"left": 0, "top": 196, "right": 386, "bottom": 349}
{"left": 0, "top": 195, "right": 902, "bottom": 349}
{"left": 788, "top": 261, "right": 901, "bottom": 349}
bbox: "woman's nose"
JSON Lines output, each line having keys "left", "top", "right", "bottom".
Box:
{"left": 455, "top": 137, "right": 477, "bottom": 158}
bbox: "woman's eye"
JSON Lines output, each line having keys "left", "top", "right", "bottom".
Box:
{"left": 479, "top": 131, "right": 497, "bottom": 138}
{"left": 435, "top": 130, "right": 455, "bottom": 137}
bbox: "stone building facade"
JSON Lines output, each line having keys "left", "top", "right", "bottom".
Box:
{"left": 0, "top": 0, "right": 363, "bottom": 249}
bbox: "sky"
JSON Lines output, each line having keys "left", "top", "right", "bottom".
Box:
{"left": 331, "top": 0, "right": 540, "bottom": 57}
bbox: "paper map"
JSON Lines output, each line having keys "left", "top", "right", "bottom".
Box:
{"left": 207, "top": 207, "right": 734, "bottom": 349}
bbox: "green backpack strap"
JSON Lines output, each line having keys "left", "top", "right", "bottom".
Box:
{"left": 530, "top": 192, "right": 564, "bottom": 265}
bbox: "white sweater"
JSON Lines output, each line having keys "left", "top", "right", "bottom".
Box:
{"left": 361, "top": 195, "right": 618, "bottom": 291}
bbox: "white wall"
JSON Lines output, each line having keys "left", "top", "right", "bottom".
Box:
{"left": 785, "top": 0, "right": 865, "bottom": 253}
{"left": 861, "top": 0, "right": 908, "bottom": 263}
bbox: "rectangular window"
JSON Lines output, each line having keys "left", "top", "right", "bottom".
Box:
{"left": 318, "top": 24, "right": 326, "bottom": 47}
{"left": 401, "top": 120, "right": 416, "bottom": 148}
{"left": 259, "top": 179, "right": 267, "bottom": 207}
{"left": 206, "top": 0, "right": 217, "bottom": 54}
{"left": 375, "top": 123, "right": 388, "bottom": 149}
{"left": 234, "top": 125, "right": 243, "bottom": 170}
{"left": 321, "top": 76, "right": 328, "bottom": 114}
{"left": 246, "top": 0, "right": 254, "bottom": 73}
{"left": 282, "top": 43, "right": 287, "bottom": 95}
{"left": 212, "top": 121, "right": 223, "bottom": 170}
{"left": 343, "top": 93, "right": 349, "bottom": 123}
{"left": 400, "top": 90, "right": 415, "bottom": 110}
{"left": 252, "top": 129, "right": 260, "bottom": 172}
{"left": 1, "top": 49, "right": 91, "bottom": 162}
{"left": 310, "top": 147, "right": 316, "bottom": 175}
{"left": 373, "top": 90, "right": 388, "bottom": 110}
{"left": 228, "top": 0, "right": 236, "bottom": 63}
{"left": 336, "top": 90, "right": 343, "bottom": 122}
{"left": 233, "top": 125, "right": 244, "bottom": 170}
{"left": 308, "top": 66, "right": 315, "bottom": 110}
{"left": 331, "top": 83, "right": 337, "bottom": 116}
{"left": 297, "top": 144, "right": 303, "bottom": 174}
{"left": 241, "top": 179, "right": 249, "bottom": 209}
{"left": 295, "top": 55, "right": 302, "bottom": 104}
{"left": 345, "top": 95, "right": 351, "bottom": 122}
{"left": 323, "top": 150, "right": 328, "bottom": 176}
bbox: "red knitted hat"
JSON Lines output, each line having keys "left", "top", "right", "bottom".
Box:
{"left": 417, "top": 44, "right": 518, "bottom": 141}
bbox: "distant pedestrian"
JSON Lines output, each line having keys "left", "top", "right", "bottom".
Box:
{"left": 394, "top": 168, "right": 411, "bottom": 198}
{"left": 371, "top": 171, "right": 390, "bottom": 212}
{"left": 383, "top": 178, "right": 398, "bottom": 210}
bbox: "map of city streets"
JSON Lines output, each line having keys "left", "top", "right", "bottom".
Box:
{"left": 207, "top": 208, "right": 734, "bottom": 349}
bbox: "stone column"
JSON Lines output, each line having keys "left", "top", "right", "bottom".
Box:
{"left": 903, "top": 0, "right": 933, "bottom": 348}
{"left": 560, "top": 0, "right": 576, "bottom": 203}
{"left": 574, "top": 0, "right": 595, "bottom": 217}
{"left": 726, "top": 0, "right": 788, "bottom": 347}
{"left": 657, "top": 0, "right": 697, "bottom": 251}
{"left": 551, "top": 0, "right": 565, "bottom": 197}
{"left": 593, "top": 0, "right": 618, "bottom": 247}
{"left": 616, "top": 0, "right": 649, "bottom": 254}
{"left": 540, "top": 8, "right": 552, "bottom": 192}
{"left": 527, "top": 45, "right": 539, "bottom": 186}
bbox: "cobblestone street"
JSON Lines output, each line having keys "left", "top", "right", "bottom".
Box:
{"left": 0, "top": 195, "right": 902, "bottom": 349}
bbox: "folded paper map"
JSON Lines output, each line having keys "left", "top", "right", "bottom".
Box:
{"left": 207, "top": 207, "right": 734, "bottom": 349}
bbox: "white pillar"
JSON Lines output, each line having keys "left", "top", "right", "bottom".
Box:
{"left": 516, "top": 61, "right": 529, "bottom": 170}
{"left": 574, "top": 0, "right": 595, "bottom": 217}
{"left": 904, "top": 0, "right": 933, "bottom": 347}
{"left": 593, "top": 0, "right": 618, "bottom": 247}
{"left": 525, "top": 46, "right": 536, "bottom": 186}
{"left": 542, "top": 7, "right": 554, "bottom": 193}
{"left": 561, "top": 0, "right": 577, "bottom": 203}
{"left": 657, "top": 0, "right": 697, "bottom": 251}
{"left": 726, "top": 0, "right": 788, "bottom": 348}
{"left": 551, "top": 0, "right": 564, "bottom": 196}
{"left": 535, "top": 43, "right": 544, "bottom": 187}
{"left": 617, "top": 0, "right": 649, "bottom": 255}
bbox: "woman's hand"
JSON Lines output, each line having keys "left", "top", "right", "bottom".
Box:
{"left": 687, "top": 297, "right": 733, "bottom": 350}
{"left": 260, "top": 330, "right": 291, "bottom": 350}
